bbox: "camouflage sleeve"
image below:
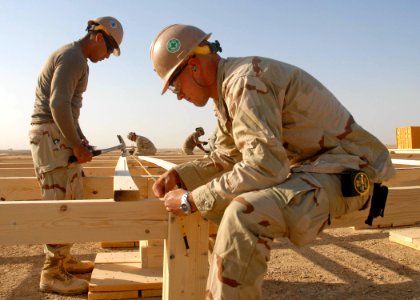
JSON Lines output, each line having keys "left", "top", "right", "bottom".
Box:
{"left": 182, "top": 75, "right": 291, "bottom": 220}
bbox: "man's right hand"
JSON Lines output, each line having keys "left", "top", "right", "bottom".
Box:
{"left": 72, "top": 143, "right": 93, "bottom": 164}
{"left": 153, "top": 168, "right": 182, "bottom": 197}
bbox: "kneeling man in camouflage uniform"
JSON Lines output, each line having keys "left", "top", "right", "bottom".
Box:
{"left": 150, "top": 24, "right": 395, "bottom": 299}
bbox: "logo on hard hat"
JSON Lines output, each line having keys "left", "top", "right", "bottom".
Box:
{"left": 167, "top": 38, "right": 181, "bottom": 53}
{"left": 110, "top": 21, "right": 117, "bottom": 28}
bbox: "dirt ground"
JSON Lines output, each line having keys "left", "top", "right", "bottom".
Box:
{"left": 0, "top": 226, "right": 419, "bottom": 300}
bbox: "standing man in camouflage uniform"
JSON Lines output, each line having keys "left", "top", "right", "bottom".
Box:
{"left": 182, "top": 127, "right": 210, "bottom": 155}
{"left": 127, "top": 131, "right": 157, "bottom": 155}
{"left": 149, "top": 24, "right": 395, "bottom": 299}
{"left": 29, "top": 16, "right": 124, "bottom": 295}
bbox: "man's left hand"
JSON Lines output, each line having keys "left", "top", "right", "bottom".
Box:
{"left": 163, "top": 189, "right": 186, "bottom": 216}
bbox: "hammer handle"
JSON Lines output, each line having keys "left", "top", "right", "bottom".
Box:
{"left": 68, "top": 149, "right": 102, "bottom": 163}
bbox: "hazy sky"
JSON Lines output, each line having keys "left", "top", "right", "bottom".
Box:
{"left": 1, "top": 0, "right": 419, "bottom": 150}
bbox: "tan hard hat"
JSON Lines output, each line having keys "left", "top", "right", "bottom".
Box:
{"left": 88, "top": 16, "right": 124, "bottom": 56}
{"left": 150, "top": 24, "right": 211, "bottom": 94}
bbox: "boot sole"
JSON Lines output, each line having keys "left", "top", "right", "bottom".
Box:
{"left": 40, "top": 284, "right": 87, "bottom": 295}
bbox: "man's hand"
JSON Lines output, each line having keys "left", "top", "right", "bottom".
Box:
{"left": 152, "top": 168, "right": 182, "bottom": 197}
{"left": 163, "top": 188, "right": 197, "bottom": 216}
{"left": 72, "top": 143, "right": 93, "bottom": 164}
{"left": 202, "top": 141, "right": 208, "bottom": 145}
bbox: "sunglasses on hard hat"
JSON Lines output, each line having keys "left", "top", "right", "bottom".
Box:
{"left": 168, "top": 62, "right": 189, "bottom": 94}
{"left": 102, "top": 33, "right": 115, "bottom": 55}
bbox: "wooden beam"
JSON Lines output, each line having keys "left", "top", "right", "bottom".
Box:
{"left": 330, "top": 186, "right": 420, "bottom": 229}
{"left": 385, "top": 167, "right": 420, "bottom": 187}
{"left": 114, "top": 157, "right": 139, "bottom": 201}
{"left": 0, "top": 198, "right": 167, "bottom": 245}
{"left": 0, "top": 168, "right": 35, "bottom": 177}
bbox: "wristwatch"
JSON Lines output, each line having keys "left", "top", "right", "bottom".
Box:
{"left": 180, "top": 191, "right": 191, "bottom": 215}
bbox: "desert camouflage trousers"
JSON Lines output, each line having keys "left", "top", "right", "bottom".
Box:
{"left": 29, "top": 123, "right": 84, "bottom": 258}
{"left": 205, "top": 172, "right": 373, "bottom": 300}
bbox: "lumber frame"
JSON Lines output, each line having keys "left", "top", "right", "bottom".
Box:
{"left": 0, "top": 155, "right": 208, "bottom": 300}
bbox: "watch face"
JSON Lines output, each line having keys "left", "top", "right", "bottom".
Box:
{"left": 181, "top": 203, "right": 188, "bottom": 212}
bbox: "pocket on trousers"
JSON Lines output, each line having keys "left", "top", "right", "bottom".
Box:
{"left": 29, "top": 129, "right": 56, "bottom": 172}
{"left": 29, "top": 126, "right": 71, "bottom": 174}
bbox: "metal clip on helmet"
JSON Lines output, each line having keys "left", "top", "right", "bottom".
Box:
{"left": 150, "top": 24, "right": 212, "bottom": 94}
{"left": 87, "top": 16, "right": 124, "bottom": 56}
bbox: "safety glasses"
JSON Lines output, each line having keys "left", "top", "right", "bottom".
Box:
{"left": 168, "top": 63, "right": 189, "bottom": 94}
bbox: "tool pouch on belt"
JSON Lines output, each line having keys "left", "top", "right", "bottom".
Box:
{"left": 365, "top": 183, "right": 388, "bottom": 226}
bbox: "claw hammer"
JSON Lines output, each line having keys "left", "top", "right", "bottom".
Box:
{"left": 69, "top": 134, "right": 127, "bottom": 163}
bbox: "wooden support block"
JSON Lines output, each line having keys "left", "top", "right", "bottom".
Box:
{"left": 140, "top": 244, "right": 164, "bottom": 268}
{"left": 95, "top": 252, "right": 140, "bottom": 264}
{"left": 88, "top": 290, "right": 139, "bottom": 300}
{"left": 114, "top": 157, "right": 140, "bottom": 201}
{"left": 89, "top": 263, "right": 162, "bottom": 292}
{"left": 389, "top": 227, "right": 420, "bottom": 250}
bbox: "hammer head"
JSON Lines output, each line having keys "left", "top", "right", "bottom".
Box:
{"left": 117, "top": 134, "right": 128, "bottom": 157}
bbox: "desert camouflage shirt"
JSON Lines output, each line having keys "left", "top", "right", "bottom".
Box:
{"left": 136, "top": 136, "right": 157, "bottom": 153}
{"left": 183, "top": 132, "right": 202, "bottom": 150}
{"left": 175, "top": 57, "right": 395, "bottom": 220}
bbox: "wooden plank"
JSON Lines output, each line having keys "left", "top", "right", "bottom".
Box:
{"left": 114, "top": 157, "right": 139, "bottom": 201}
{"left": 89, "top": 263, "right": 162, "bottom": 292}
{"left": 389, "top": 148, "right": 420, "bottom": 154}
{"left": 0, "top": 199, "right": 167, "bottom": 245}
{"left": 391, "top": 158, "right": 420, "bottom": 166}
{"left": 137, "top": 156, "right": 176, "bottom": 170}
{"left": 330, "top": 186, "right": 420, "bottom": 229}
{"left": 163, "top": 213, "right": 209, "bottom": 299}
{"left": 0, "top": 176, "right": 149, "bottom": 201}
{"left": 389, "top": 227, "right": 420, "bottom": 250}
